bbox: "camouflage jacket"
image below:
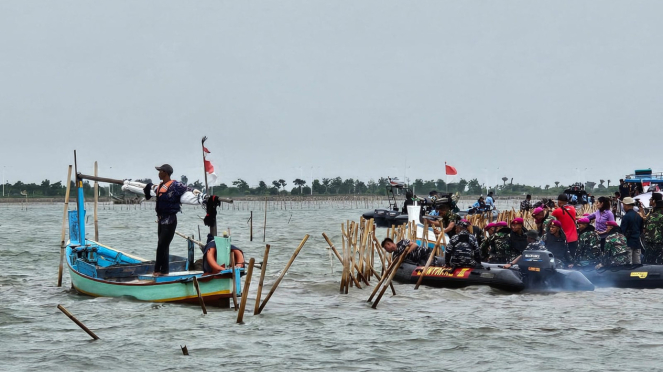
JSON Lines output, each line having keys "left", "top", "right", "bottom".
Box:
{"left": 488, "top": 229, "right": 516, "bottom": 261}
{"left": 445, "top": 230, "right": 480, "bottom": 267}
{"left": 480, "top": 234, "right": 494, "bottom": 261}
{"left": 440, "top": 212, "right": 462, "bottom": 238}
{"left": 601, "top": 232, "right": 631, "bottom": 266}
{"left": 392, "top": 239, "right": 431, "bottom": 264}
{"left": 644, "top": 209, "right": 663, "bottom": 245}
{"left": 576, "top": 229, "right": 602, "bottom": 266}
{"left": 536, "top": 213, "right": 556, "bottom": 237}
{"left": 520, "top": 199, "right": 532, "bottom": 211}
{"left": 523, "top": 240, "right": 546, "bottom": 251}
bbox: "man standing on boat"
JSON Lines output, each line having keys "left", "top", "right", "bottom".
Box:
{"left": 643, "top": 194, "right": 663, "bottom": 264}
{"left": 620, "top": 197, "right": 644, "bottom": 264}
{"left": 143, "top": 164, "right": 187, "bottom": 276}
{"left": 552, "top": 194, "right": 578, "bottom": 257}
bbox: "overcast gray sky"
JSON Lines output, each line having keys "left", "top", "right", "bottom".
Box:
{"left": 1, "top": 1, "right": 661, "bottom": 189}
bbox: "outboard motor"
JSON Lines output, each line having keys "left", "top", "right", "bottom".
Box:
{"left": 517, "top": 249, "right": 557, "bottom": 289}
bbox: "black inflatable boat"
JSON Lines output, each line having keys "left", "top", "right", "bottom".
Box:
{"left": 575, "top": 265, "right": 663, "bottom": 288}
{"left": 393, "top": 249, "right": 594, "bottom": 292}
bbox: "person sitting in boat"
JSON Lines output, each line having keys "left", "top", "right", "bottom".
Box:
{"left": 444, "top": 220, "right": 481, "bottom": 268}
{"left": 596, "top": 221, "right": 632, "bottom": 269}
{"left": 480, "top": 223, "right": 497, "bottom": 261}
{"left": 503, "top": 230, "right": 546, "bottom": 269}
{"left": 201, "top": 234, "right": 245, "bottom": 274}
{"left": 381, "top": 238, "right": 431, "bottom": 265}
{"left": 532, "top": 207, "right": 556, "bottom": 237}
{"left": 428, "top": 203, "right": 460, "bottom": 239}
{"left": 509, "top": 218, "right": 529, "bottom": 256}
{"left": 472, "top": 196, "right": 488, "bottom": 212}
{"left": 575, "top": 218, "right": 601, "bottom": 268}
{"left": 542, "top": 220, "right": 573, "bottom": 268}
{"left": 401, "top": 191, "right": 415, "bottom": 214}
{"left": 487, "top": 221, "right": 515, "bottom": 264}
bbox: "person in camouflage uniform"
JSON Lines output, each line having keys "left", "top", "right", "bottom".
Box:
{"left": 520, "top": 194, "right": 533, "bottom": 212}
{"left": 575, "top": 217, "right": 601, "bottom": 267}
{"left": 488, "top": 221, "right": 515, "bottom": 264}
{"left": 429, "top": 204, "right": 461, "bottom": 239}
{"left": 643, "top": 197, "right": 663, "bottom": 264}
{"left": 541, "top": 220, "right": 573, "bottom": 268}
{"left": 381, "top": 238, "right": 431, "bottom": 265}
{"left": 596, "top": 221, "right": 631, "bottom": 269}
{"left": 480, "top": 223, "right": 497, "bottom": 261}
{"left": 445, "top": 220, "right": 481, "bottom": 268}
{"left": 533, "top": 207, "right": 556, "bottom": 237}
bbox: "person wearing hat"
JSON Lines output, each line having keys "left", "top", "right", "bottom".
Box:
{"left": 428, "top": 203, "right": 461, "bottom": 239}
{"left": 620, "top": 197, "right": 644, "bottom": 264}
{"left": 486, "top": 221, "right": 515, "bottom": 264}
{"left": 575, "top": 217, "right": 601, "bottom": 268}
{"left": 503, "top": 230, "right": 546, "bottom": 269}
{"left": 643, "top": 193, "right": 663, "bottom": 264}
{"left": 596, "top": 221, "right": 631, "bottom": 269}
{"left": 509, "top": 218, "right": 529, "bottom": 255}
{"left": 480, "top": 223, "right": 496, "bottom": 260}
{"left": 444, "top": 220, "right": 481, "bottom": 269}
{"left": 542, "top": 220, "right": 573, "bottom": 268}
{"left": 552, "top": 193, "right": 578, "bottom": 258}
{"left": 532, "top": 207, "right": 556, "bottom": 238}
{"left": 143, "top": 164, "right": 188, "bottom": 276}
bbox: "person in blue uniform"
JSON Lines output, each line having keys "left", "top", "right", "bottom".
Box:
{"left": 144, "top": 164, "right": 187, "bottom": 276}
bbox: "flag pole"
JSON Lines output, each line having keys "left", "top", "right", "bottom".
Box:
{"left": 201, "top": 136, "right": 209, "bottom": 194}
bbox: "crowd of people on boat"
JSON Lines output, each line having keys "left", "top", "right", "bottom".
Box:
{"left": 383, "top": 191, "right": 663, "bottom": 271}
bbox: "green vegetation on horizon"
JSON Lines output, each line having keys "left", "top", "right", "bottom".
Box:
{"left": 0, "top": 177, "right": 620, "bottom": 199}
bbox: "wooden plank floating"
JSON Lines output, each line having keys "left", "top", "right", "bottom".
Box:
{"left": 57, "top": 304, "right": 100, "bottom": 340}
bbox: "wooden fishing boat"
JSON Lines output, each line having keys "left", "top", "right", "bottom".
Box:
{"left": 63, "top": 165, "right": 241, "bottom": 307}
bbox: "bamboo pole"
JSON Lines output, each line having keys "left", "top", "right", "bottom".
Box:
{"left": 93, "top": 161, "right": 99, "bottom": 242}
{"left": 257, "top": 235, "right": 309, "bottom": 314}
{"left": 58, "top": 165, "right": 73, "bottom": 287}
{"left": 414, "top": 223, "right": 445, "bottom": 290}
{"left": 57, "top": 304, "right": 100, "bottom": 340}
{"left": 371, "top": 250, "right": 408, "bottom": 309}
{"left": 253, "top": 245, "right": 270, "bottom": 315}
{"left": 192, "top": 276, "right": 207, "bottom": 315}
{"left": 322, "top": 233, "right": 362, "bottom": 288}
{"left": 230, "top": 253, "right": 239, "bottom": 311}
{"left": 250, "top": 211, "right": 253, "bottom": 241}
{"left": 236, "top": 258, "right": 255, "bottom": 324}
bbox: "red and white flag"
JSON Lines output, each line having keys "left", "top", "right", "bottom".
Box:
{"left": 203, "top": 148, "right": 218, "bottom": 186}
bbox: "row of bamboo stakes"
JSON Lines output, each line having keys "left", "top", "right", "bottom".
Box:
{"left": 464, "top": 203, "right": 599, "bottom": 232}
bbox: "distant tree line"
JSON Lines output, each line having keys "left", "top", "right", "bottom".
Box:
{"left": 0, "top": 176, "right": 619, "bottom": 199}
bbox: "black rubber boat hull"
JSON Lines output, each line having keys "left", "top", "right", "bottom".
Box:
{"left": 576, "top": 265, "right": 663, "bottom": 288}
{"left": 363, "top": 209, "right": 408, "bottom": 228}
{"left": 394, "top": 261, "right": 525, "bottom": 292}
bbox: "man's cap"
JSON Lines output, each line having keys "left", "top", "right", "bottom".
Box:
{"left": 578, "top": 217, "right": 591, "bottom": 224}
{"left": 457, "top": 219, "right": 470, "bottom": 228}
{"left": 526, "top": 230, "right": 539, "bottom": 240}
{"left": 496, "top": 221, "right": 508, "bottom": 227}
{"left": 622, "top": 197, "right": 636, "bottom": 205}
{"left": 557, "top": 193, "right": 568, "bottom": 202}
{"left": 484, "top": 223, "right": 496, "bottom": 230}
{"left": 532, "top": 207, "right": 544, "bottom": 215}
{"left": 511, "top": 218, "right": 524, "bottom": 225}
{"left": 155, "top": 164, "right": 174, "bottom": 175}
{"left": 651, "top": 193, "right": 663, "bottom": 202}
{"left": 551, "top": 220, "right": 562, "bottom": 227}
{"left": 606, "top": 221, "right": 619, "bottom": 227}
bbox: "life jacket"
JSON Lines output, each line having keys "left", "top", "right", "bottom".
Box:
{"left": 155, "top": 180, "right": 181, "bottom": 216}
{"left": 202, "top": 237, "right": 243, "bottom": 273}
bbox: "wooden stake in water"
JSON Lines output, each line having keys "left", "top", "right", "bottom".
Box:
{"left": 192, "top": 276, "right": 207, "bottom": 315}
{"left": 58, "top": 165, "right": 73, "bottom": 287}
{"left": 257, "top": 235, "right": 309, "bottom": 314}
{"left": 414, "top": 223, "right": 445, "bottom": 290}
{"left": 236, "top": 258, "right": 255, "bottom": 324}
{"left": 93, "top": 161, "right": 99, "bottom": 242}
{"left": 371, "top": 250, "right": 409, "bottom": 309}
{"left": 230, "top": 252, "right": 239, "bottom": 311}
{"left": 57, "top": 304, "right": 100, "bottom": 340}
{"left": 254, "top": 245, "right": 270, "bottom": 315}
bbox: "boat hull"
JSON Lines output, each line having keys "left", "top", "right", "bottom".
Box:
{"left": 575, "top": 265, "right": 663, "bottom": 288}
